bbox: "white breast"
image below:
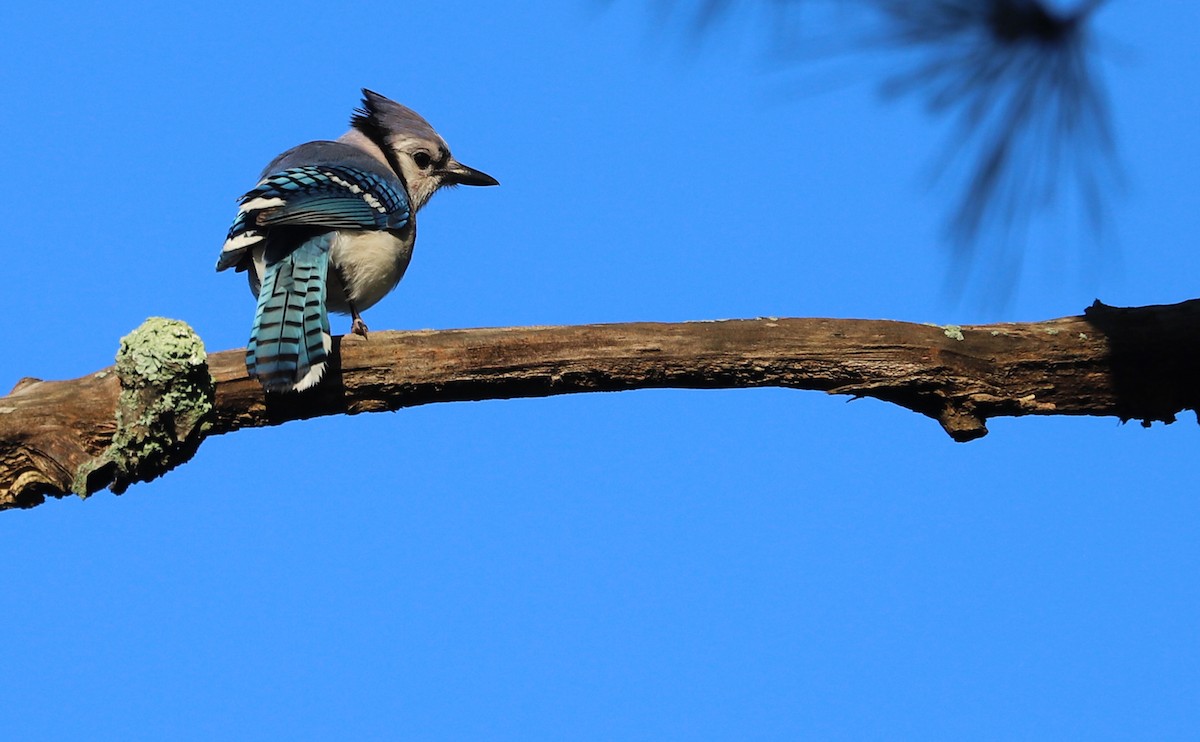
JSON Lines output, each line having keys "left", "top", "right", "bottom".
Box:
{"left": 327, "top": 229, "right": 415, "bottom": 314}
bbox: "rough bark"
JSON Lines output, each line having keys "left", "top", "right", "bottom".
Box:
{"left": 2, "top": 299, "right": 1198, "bottom": 511}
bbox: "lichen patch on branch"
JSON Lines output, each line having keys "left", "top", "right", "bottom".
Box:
{"left": 75, "top": 318, "right": 216, "bottom": 496}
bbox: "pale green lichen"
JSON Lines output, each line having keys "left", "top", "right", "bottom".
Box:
{"left": 72, "top": 318, "right": 215, "bottom": 497}
{"left": 1045, "top": 328, "right": 1060, "bottom": 336}
{"left": 942, "top": 325, "right": 964, "bottom": 341}
{"left": 1079, "top": 333, "right": 1088, "bottom": 340}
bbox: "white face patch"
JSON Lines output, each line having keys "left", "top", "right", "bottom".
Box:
{"left": 387, "top": 134, "right": 451, "bottom": 212}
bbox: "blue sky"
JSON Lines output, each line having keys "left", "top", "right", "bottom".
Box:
{"left": 1, "top": 1, "right": 1198, "bottom": 739}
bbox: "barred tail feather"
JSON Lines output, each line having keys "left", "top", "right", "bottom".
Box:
{"left": 246, "top": 235, "right": 334, "bottom": 392}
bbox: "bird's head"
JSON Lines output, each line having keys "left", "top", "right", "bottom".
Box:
{"left": 348, "top": 89, "right": 498, "bottom": 211}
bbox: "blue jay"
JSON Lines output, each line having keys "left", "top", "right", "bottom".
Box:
{"left": 217, "top": 89, "right": 497, "bottom": 392}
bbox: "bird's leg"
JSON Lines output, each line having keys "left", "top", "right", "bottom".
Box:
{"left": 333, "top": 263, "right": 369, "bottom": 338}
{"left": 348, "top": 300, "right": 369, "bottom": 338}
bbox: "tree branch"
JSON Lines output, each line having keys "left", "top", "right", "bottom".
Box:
{"left": 3, "top": 299, "right": 1198, "bottom": 511}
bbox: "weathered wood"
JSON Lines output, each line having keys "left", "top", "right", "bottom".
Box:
{"left": 3, "top": 299, "right": 1199, "bottom": 511}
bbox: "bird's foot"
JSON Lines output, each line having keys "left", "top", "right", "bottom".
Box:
{"left": 351, "top": 317, "right": 370, "bottom": 338}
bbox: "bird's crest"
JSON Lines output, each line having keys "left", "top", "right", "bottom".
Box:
{"left": 350, "top": 89, "right": 446, "bottom": 149}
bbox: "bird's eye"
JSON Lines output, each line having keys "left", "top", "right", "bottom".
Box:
{"left": 413, "top": 152, "right": 432, "bottom": 169}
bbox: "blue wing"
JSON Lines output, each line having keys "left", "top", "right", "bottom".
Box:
{"left": 217, "top": 164, "right": 411, "bottom": 272}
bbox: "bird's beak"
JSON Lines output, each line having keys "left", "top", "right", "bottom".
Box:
{"left": 442, "top": 160, "right": 499, "bottom": 187}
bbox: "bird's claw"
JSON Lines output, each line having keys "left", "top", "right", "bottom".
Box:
{"left": 351, "top": 317, "right": 370, "bottom": 338}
